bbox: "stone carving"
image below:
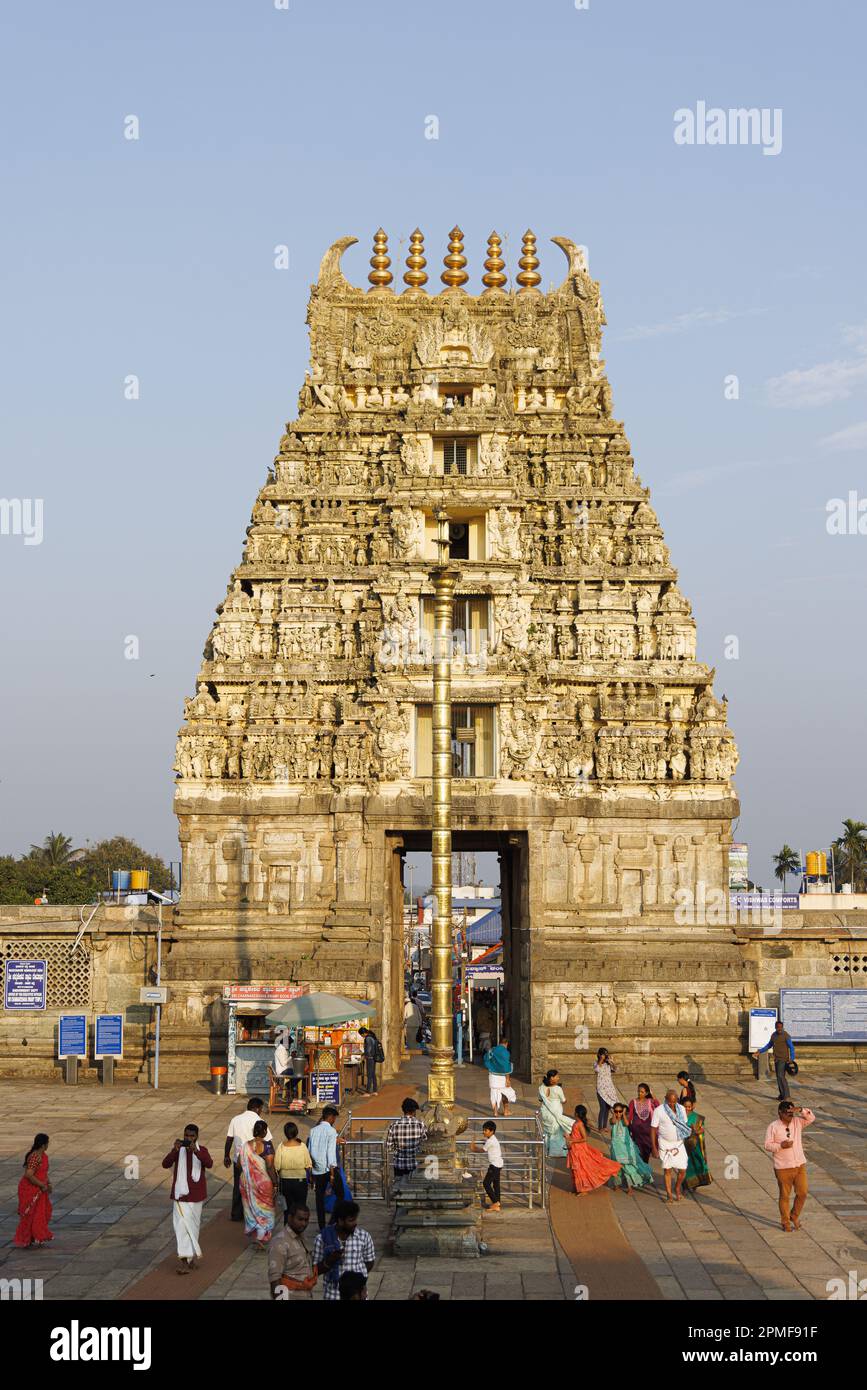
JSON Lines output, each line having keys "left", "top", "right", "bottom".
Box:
{"left": 487, "top": 505, "right": 522, "bottom": 560}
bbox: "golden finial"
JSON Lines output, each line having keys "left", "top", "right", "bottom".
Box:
{"left": 516, "top": 229, "right": 541, "bottom": 292}
{"left": 403, "top": 228, "right": 428, "bottom": 291}
{"left": 481, "top": 231, "right": 507, "bottom": 292}
{"left": 441, "top": 226, "right": 468, "bottom": 289}
{"left": 368, "top": 228, "right": 393, "bottom": 290}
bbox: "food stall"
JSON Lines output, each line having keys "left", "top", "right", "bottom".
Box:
{"left": 224, "top": 984, "right": 307, "bottom": 1095}
{"left": 265, "top": 993, "right": 374, "bottom": 1107}
{"left": 299, "top": 1021, "right": 366, "bottom": 1103}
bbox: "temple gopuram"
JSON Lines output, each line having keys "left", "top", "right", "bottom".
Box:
{"left": 167, "top": 227, "right": 750, "bottom": 1082}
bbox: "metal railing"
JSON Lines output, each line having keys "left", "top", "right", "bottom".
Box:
{"left": 456, "top": 1114, "right": 546, "bottom": 1210}
{"left": 337, "top": 1114, "right": 392, "bottom": 1200}
{"left": 337, "top": 1110, "right": 546, "bottom": 1209}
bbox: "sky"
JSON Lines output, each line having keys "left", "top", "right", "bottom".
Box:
{"left": 1, "top": 1, "right": 865, "bottom": 890}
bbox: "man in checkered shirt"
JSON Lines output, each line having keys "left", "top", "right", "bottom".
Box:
{"left": 386, "top": 1097, "right": 427, "bottom": 1179}
{"left": 312, "top": 1200, "right": 375, "bottom": 1301}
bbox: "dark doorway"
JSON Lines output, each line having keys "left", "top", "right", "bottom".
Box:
{"left": 388, "top": 830, "right": 530, "bottom": 1080}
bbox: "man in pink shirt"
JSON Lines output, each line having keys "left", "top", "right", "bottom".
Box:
{"left": 764, "top": 1101, "right": 815, "bottom": 1232}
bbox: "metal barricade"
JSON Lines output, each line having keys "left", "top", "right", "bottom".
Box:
{"left": 456, "top": 1114, "right": 546, "bottom": 1210}
{"left": 338, "top": 1110, "right": 546, "bottom": 1209}
{"left": 337, "top": 1112, "right": 390, "bottom": 1200}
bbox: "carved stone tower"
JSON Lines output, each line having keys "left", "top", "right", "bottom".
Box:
{"left": 169, "top": 229, "right": 754, "bottom": 1082}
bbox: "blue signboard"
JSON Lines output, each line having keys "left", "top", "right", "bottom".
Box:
{"left": 312, "top": 1071, "right": 340, "bottom": 1105}
{"left": 4, "top": 959, "right": 47, "bottom": 1011}
{"left": 94, "top": 1013, "right": 124, "bottom": 1058}
{"left": 58, "top": 1013, "right": 88, "bottom": 1058}
{"left": 781, "top": 989, "right": 867, "bottom": 1043}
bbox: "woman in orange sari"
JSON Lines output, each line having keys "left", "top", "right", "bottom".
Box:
{"left": 566, "top": 1106, "right": 621, "bottom": 1196}
{"left": 15, "top": 1132, "right": 53, "bottom": 1248}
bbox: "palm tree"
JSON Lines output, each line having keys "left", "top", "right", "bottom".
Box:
{"left": 29, "top": 832, "right": 77, "bottom": 866}
{"left": 833, "top": 820, "right": 867, "bottom": 893}
{"left": 773, "top": 845, "right": 801, "bottom": 894}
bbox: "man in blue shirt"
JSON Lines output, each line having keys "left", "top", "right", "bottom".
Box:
{"left": 756, "top": 1020, "right": 796, "bottom": 1101}
{"left": 308, "top": 1106, "right": 344, "bottom": 1231}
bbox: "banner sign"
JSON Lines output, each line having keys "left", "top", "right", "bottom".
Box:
{"left": 467, "top": 964, "right": 504, "bottom": 982}
{"left": 4, "top": 959, "right": 47, "bottom": 1010}
{"left": 729, "top": 843, "right": 750, "bottom": 891}
{"left": 222, "top": 985, "right": 306, "bottom": 1002}
{"left": 730, "top": 893, "right": 799, "bottom": 911}
{"left": 781, "top": 988, "right": 867, "bottom": 1043}
{"left": 94, "top": 1013, "right": 124, "bottom": 1058}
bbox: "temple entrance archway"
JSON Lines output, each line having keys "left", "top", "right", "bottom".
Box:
{"left": 385, "top": 829, "right": 530, "bottom": 1080}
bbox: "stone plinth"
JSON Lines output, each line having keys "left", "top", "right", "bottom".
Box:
{"left": 391, "top": 1103, "right": 482, "bottom": 1258}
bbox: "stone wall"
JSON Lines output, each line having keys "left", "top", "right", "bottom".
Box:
{"left": 0, "top": 905, "right": 159, "bottom": 1081}
{"left": 2, "top": 905, "right": 864, "bottom": 1083}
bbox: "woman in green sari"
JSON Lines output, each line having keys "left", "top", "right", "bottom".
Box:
{"left": 608, "top": 1104, "right": 653, "bottom": 1192}
{"left": 683, "top": 1097, "right": 712, "bottom": 1192}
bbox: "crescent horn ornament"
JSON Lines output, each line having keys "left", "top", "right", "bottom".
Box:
{"left": 551, "top": 236, "right": 588, "bottom": 291}
{"left": 317, "top": 236, "right": 359, "bottom": 288}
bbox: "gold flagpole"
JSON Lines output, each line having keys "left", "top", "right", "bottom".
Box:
{"left": 428, "top": 508, "right": 456, "bottom": 1107}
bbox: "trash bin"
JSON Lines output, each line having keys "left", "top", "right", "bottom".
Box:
{"left": 210, "top": 1065, "right": 227, "bottom": 1095}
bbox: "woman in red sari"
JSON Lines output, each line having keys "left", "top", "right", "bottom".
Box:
{"left": 566, "top": 1106, "right": 621, "bottom": 1195}
{"left": 15, "top": 1132, "right": 53, "bottom": 1248}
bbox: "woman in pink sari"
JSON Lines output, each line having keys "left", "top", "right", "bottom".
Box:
{"left": 15, "top": 1132, "right": 53, "bottom": 1248}
{"left": 239, "top": 1119, "right": 278, "bottom": 1249}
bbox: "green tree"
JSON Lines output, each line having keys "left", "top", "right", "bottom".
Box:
{"left": 0, "top": 835, "right": 174, "bottom": 903}
{"left": 0, "top": 857, "right": 99, "bottom": 905}
{"left": 29, "top": 831, "right": 79, "bottom": 866}
{"left": 772, "top": 845, "right": 801, "bottom": 894}
{"left": 833, "top": 819, "right": 867, "bottom": 893}
{"left": 77, "top": 837, "right": 173, "bottom": 893}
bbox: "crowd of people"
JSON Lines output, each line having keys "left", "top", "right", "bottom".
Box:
{"left": 533, "top": 1046, "right": 814, "bottom": 1230}
{"left": 536, "top": 1053, "right": 715, "bottom": 1202}
{"left": 11, "top": 1020, "right": 816, "bottom": 1297}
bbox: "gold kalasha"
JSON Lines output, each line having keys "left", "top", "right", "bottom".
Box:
{"left": 441, "top": 226, "right": 468, "bottom": 289}
{"left": 368, "top": 228, "right": 393, "bottom": 290}
{"left": 482, "top": 231, "right": 507, "bottom": 292}
{"left": 516, "top": 228, "right": 541, "bottom": 291}
{"left": 403, "top": 228, "right": 428, "bottom": 291}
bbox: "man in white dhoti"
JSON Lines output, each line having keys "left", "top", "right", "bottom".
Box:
{"left": 162, "top": 1124, "right": 214, "bottom": 1274}
{"left": 650, "top": 1089, "right": 690, "bottom": 1203}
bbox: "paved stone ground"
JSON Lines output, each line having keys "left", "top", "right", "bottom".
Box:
{"left": 613, "top": 1070, "right": 867, "bottom": 1302}
{"left": 1, "top": 1062, "right": 865, "bottom": 1301}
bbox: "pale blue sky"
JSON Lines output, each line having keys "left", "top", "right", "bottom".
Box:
{"left": 1, "top": 0, "right": 865, "bottom": 888}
